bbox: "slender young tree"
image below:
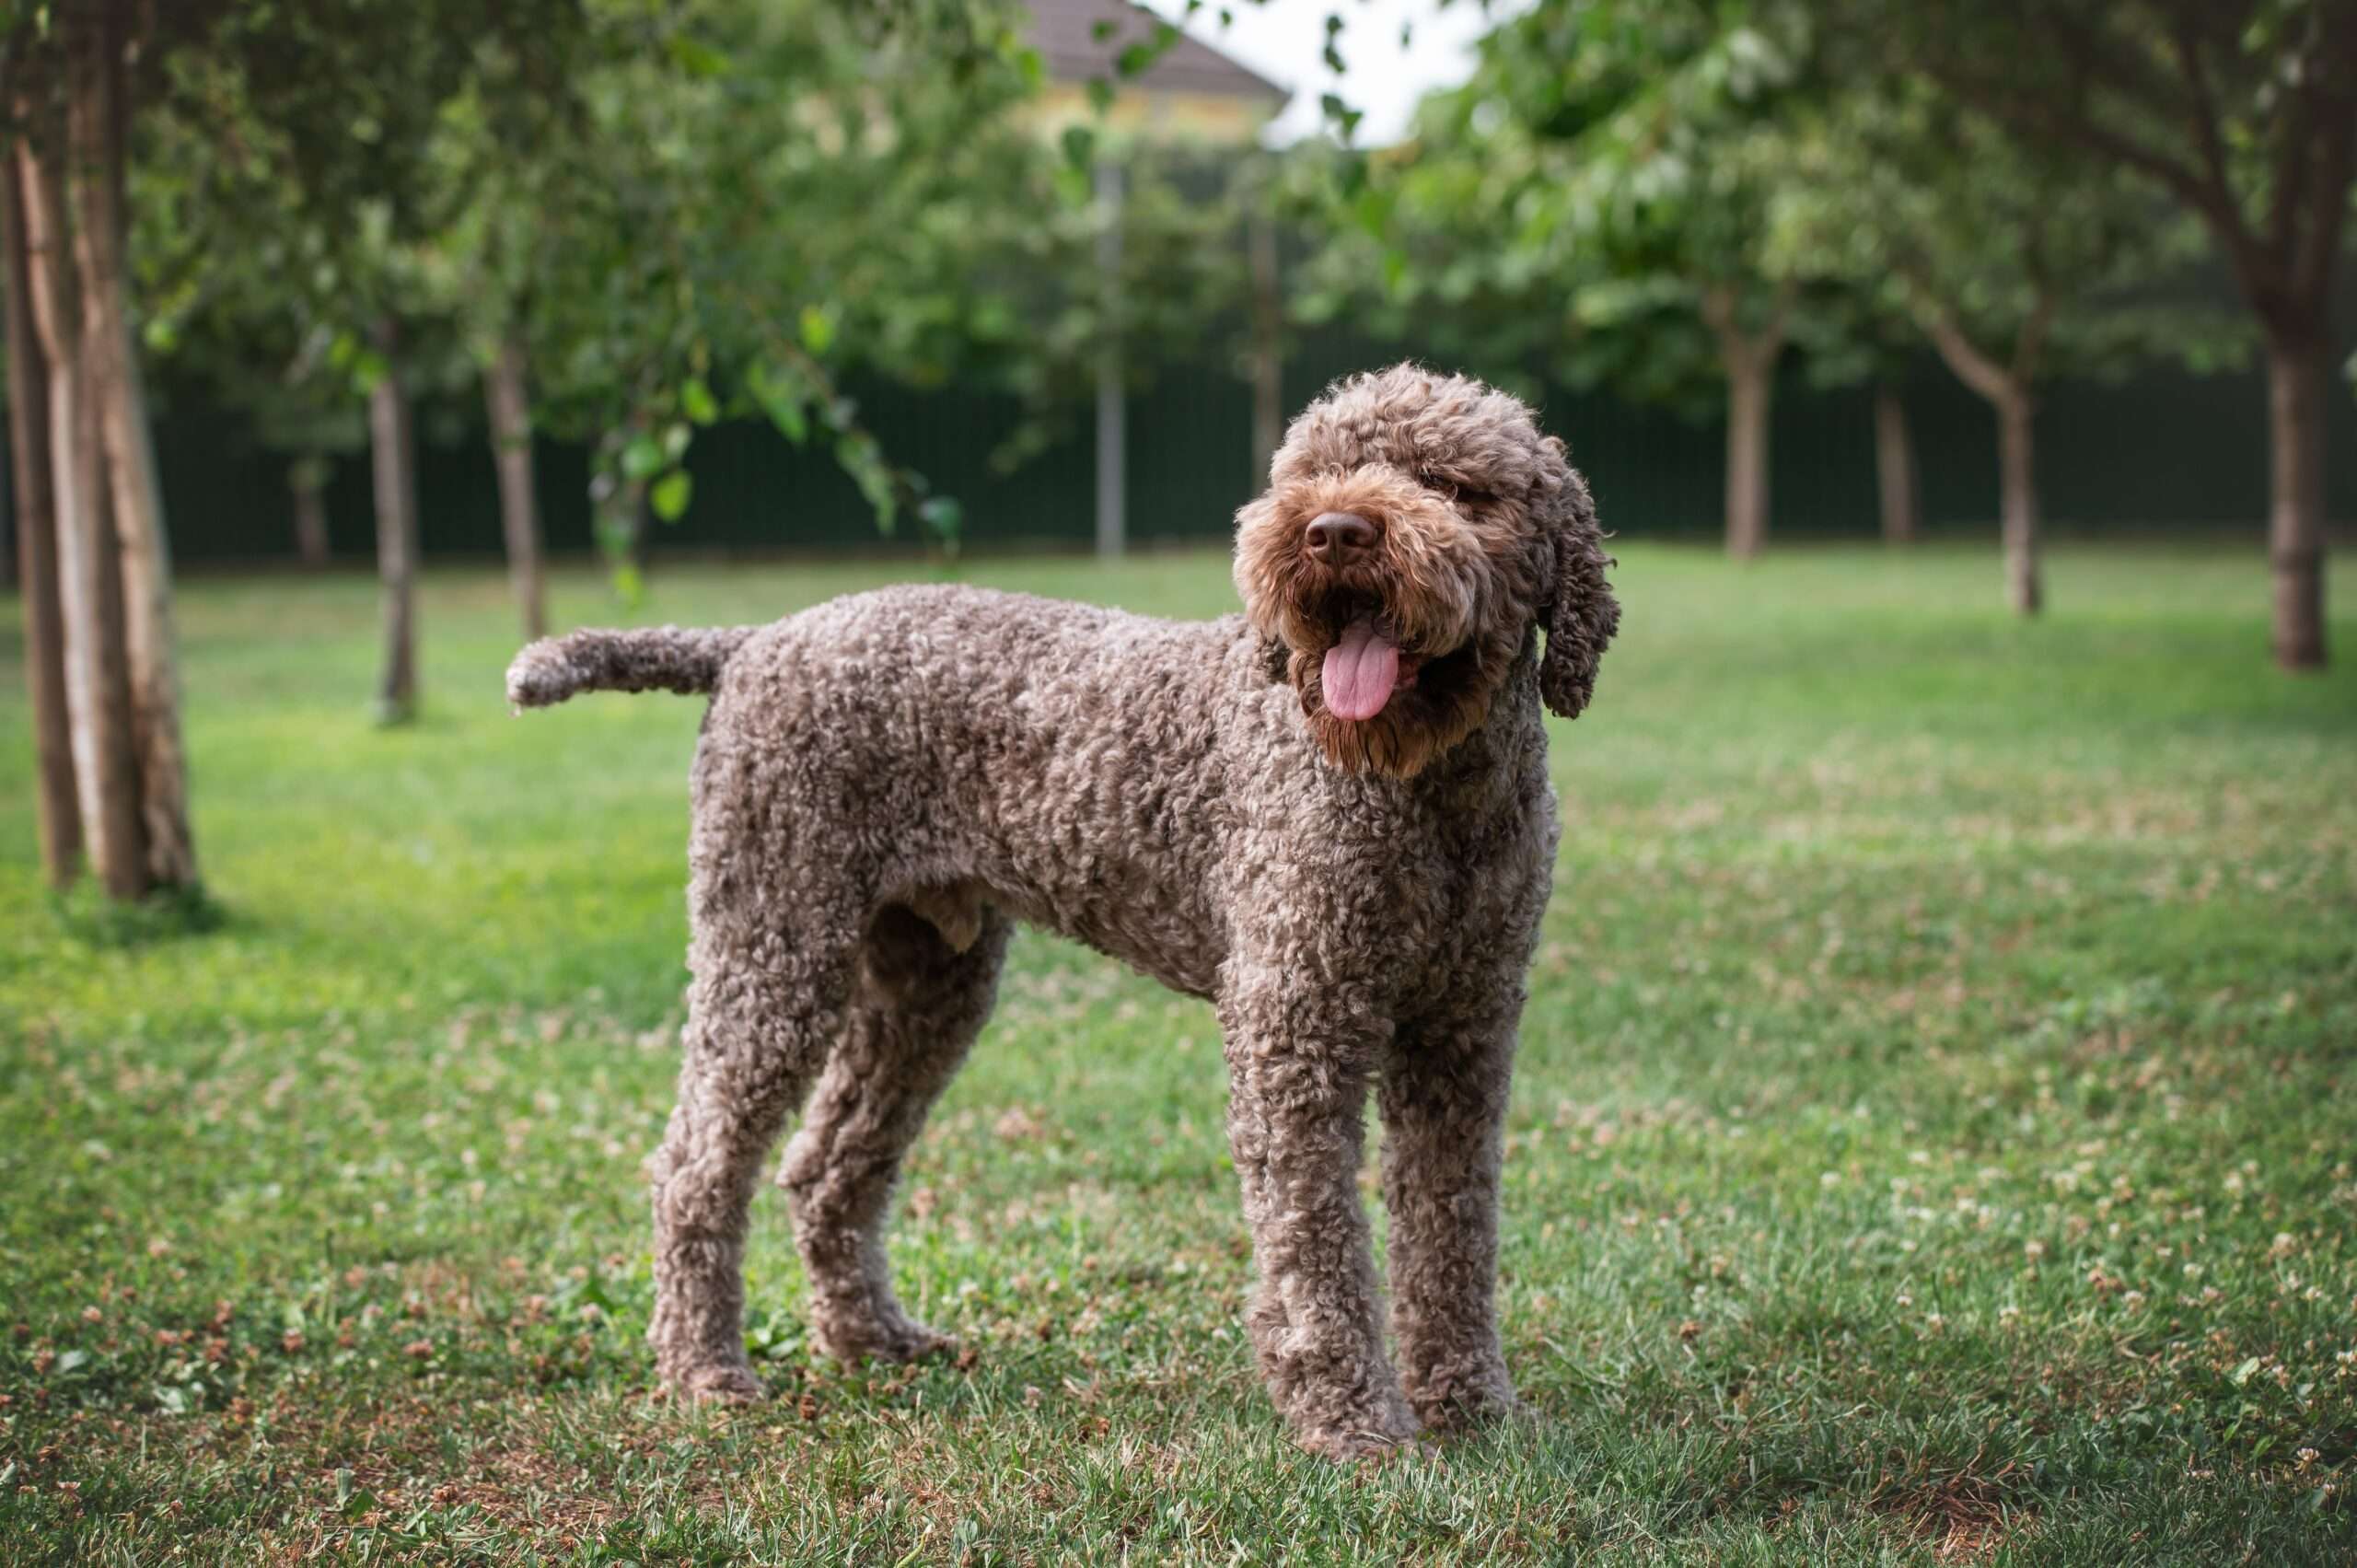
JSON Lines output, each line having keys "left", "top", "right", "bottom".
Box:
{"left": 65, "top": 13, "right": 194, "bottom": 883}
{"left": 13, "top": 125, "right": 146, "bottom": 897}
{"left": 1871, "top": 382, "right": 1918, "bottom": 544}
{"left": 3, "top": 145, "right": 79, "bottom": 889}
{"left": 1699, "top": 280, "right": 1797, "bottom": 558}
{"left": 288, "top": 454, "right": 331, "bottom": 566}
{"left": 482, "top": 336, "right": 545, "bottom": 639}
{"left": 368, "top": 319, "right": 421, "bottom": 725}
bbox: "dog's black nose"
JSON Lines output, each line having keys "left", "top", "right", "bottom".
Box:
{"left": 1305, "top": 512, "right": 1377, "bottom": 564}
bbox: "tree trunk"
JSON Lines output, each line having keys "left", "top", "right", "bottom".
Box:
{"left": 17, "top": 138, "right": 145, "bottom": 898}
{"left": 2262, "top": 330, "right": 2328, "bottom": 670}
{"left": 369, "top": 319, "right": 420, "bottom": 724}
{"left": 289, "top": 458, "right": 331, "bottom": 566}
{"left": 1913, "top": 286, "right": 2053, "bottom": 617}
{"left": 1724, "top": 353, "right": 1772, "bottom": 559}
{"left": 3, "top": 150, "right": 81, "bottom": 889}
{"left": 482, "top": 336, "right": 546, "bottom": 640}
{"left": 1701, "top": 282, "right": 1791, "bottom": 558}
{"left": 1248, "top": 211, "right": 1283, "bottom": 482}
{"left": 1873, "top": 382, "right": 1919, "bottom": 544}
{"left": 67, "top": 13, "right": 196, "bottom": 889}
{"left": 1996, "top": 392, "right": 2042, "bottom": 616}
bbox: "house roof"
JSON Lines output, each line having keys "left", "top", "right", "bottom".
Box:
{"left": 1028, "top": 0, "right": 1289, "bottom": 105}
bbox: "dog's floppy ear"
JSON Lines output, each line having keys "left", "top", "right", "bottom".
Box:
{"left": 1536, "top": 447, "right": 1620, "bottom": 720}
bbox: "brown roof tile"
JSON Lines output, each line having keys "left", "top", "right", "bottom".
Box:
{"left": 1028, "top": 0, "right": 1288, "bottom": 103}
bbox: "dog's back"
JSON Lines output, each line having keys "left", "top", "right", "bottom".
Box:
{"left": 511, "top": 584, "right": 1257, "bottom": 995}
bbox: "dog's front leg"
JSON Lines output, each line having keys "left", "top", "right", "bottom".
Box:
{"left": 1218, "top": 970, "right": 1416, "bottom": 1459}
{"left": 1379, "top": 1003, "right": 1520, "bottom": 1431}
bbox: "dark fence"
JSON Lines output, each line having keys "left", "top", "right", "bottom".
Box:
{"left": 29, "top": 322, "right": 2357, "bottom": 568}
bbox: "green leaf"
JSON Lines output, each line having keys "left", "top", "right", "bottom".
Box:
{"left": 343, "top": 349, "right": 389, "bottom": 395}
{"left": 917, "top": 495, "right": 963, "bottom": 543}
{"left": 798, "top": 305, "right": 836, "bottom": 357}
{"left": 680, "top": 377, "right": 718, "bottom": 426}
{"left": 620, "top": 436, "right": 665, "bottom": 482}
{"left": 2230, "top": 1356, "right": 2261, "bottom": 1386}
{"left": 749, "top": 363, "right": 811, "bottom": 446}
{"left": 1320, "top": 94, "right": 1363, "bottom": 141}
{"left": 666, "top": 33, "right": 730, "bottom": 79}
{"left": 1061, "top": 124, "right": 1097, "bottom": 172}
{"left": 650, "top": 470, "right": 692, "bottom": 522}
{"left": 1086, "top": 77, "right": 1114, "bottom": 115}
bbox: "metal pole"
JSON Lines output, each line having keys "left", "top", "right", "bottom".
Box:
{"left": 1249, "top": 209, "right": 1282, "bottom": 482}
{"left": 1094, "top": 157, "right": 1124, "bottom": 561}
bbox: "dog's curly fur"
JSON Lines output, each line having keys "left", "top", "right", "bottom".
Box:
{"left": 508, "top": 365, "right": 1618, "bottom": 1458}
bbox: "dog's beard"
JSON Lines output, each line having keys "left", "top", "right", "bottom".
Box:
{"left": 1281, "top": 582, "right": 1523, "bottom": 779}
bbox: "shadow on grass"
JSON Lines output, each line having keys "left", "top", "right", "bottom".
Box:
{"left": 49, "top": 881, "right": 229, "bottom": 949}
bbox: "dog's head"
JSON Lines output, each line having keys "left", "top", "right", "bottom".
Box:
{"left": 1234, "top": 364, "right": 1619, "bottom": 777}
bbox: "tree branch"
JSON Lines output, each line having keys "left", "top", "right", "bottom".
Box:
{"left": 1900, "top": 268, "right": 2014, "bottom": 406}
{"left": 2168, "top": 19, "right": 2235, "bottom": 217}
{"left": 2262, "top": 14, "right": 2326, "bottom": 272}
{"left": 2012, "top": 285, "right": 2056, "bottom": 387}
{"left": 2285, "top": 6, "right": 2357, "bottom": 307}
{"left": 2288, "top": 100, "right": 2355, "bottom": 308}
{"left": 1696, "top": 277, "right": 1795, "bottom": 377}
{"left": 1928, "top": 52, "right": 2268, "bottom": 286}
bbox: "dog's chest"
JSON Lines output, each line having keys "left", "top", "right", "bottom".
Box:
{"left": 1229, "top": 751, "right": 1551, "bottom": 995}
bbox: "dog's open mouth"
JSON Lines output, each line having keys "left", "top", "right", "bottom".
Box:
{"left": 1315, "top": 595, "right": 1425, "bottom": 722}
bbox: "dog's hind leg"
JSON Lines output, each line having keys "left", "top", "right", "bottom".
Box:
{"left": 647, "top": 751, "right": 867, "bottom": 1401}
{"left": 782, "top": 900, "right": 1010, "bottom": 1364}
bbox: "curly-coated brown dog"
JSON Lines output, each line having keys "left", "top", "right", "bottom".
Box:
{"left": 506, "top": 365, "right": 1619, "bottom": 1458}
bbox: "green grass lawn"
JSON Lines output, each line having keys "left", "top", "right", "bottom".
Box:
{"left": 2, "top": 543, "right": 2353, "bottom": 1563}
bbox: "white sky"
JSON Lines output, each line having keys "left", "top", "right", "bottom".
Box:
{"left": 1156, "top": 0, "right": 1528, "bottom": 145}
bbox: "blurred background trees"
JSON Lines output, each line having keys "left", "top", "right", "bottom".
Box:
{"left": 6, "top": 0, "right": 2354, "bottom": 903}
{"left": 1819, "top": 0, "right": 2357, "bottom": 667}
{"left": 1772, "top": 83, "right": 2236, "bottom": 614}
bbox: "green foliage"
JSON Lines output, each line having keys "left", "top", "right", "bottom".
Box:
{"left": 1810, "top": 0, "right": 2357, "bottom": 291}
{"left": 1296, "top": 0, "right": 1838, "bottom": 416}
{"left": 1770, "top": 81, "right": 2246, "bottom": 390}
{"left": 133, "top": 0, "right": 1267, "bottom": 570}
{"left": 2, "top": 552, "right": 2354, "bottom": 1559}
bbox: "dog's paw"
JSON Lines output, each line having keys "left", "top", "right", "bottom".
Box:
{"left": 670, "top": 1363, "right": 766, "bottom": 1404}
{"left": 1296, "top": 1424, "right": 1436, "bottom": 1465}
{"left": 1409, "top": 1388, "right": 1525, "bottom": 1434}
{"left": 1404, "top": 1362, "right": 1521, "bottom": 1434}
{"left": 813, "top": 1312, "right": 956, "bottom": 1366}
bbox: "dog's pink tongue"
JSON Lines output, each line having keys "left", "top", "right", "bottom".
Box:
{"left": 1322, "top": 617, "right": 1400, "bottom": 722}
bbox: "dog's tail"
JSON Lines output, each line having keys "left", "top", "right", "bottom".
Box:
{"left": 506, "top": 625, "right": 760, "bottom": 710}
